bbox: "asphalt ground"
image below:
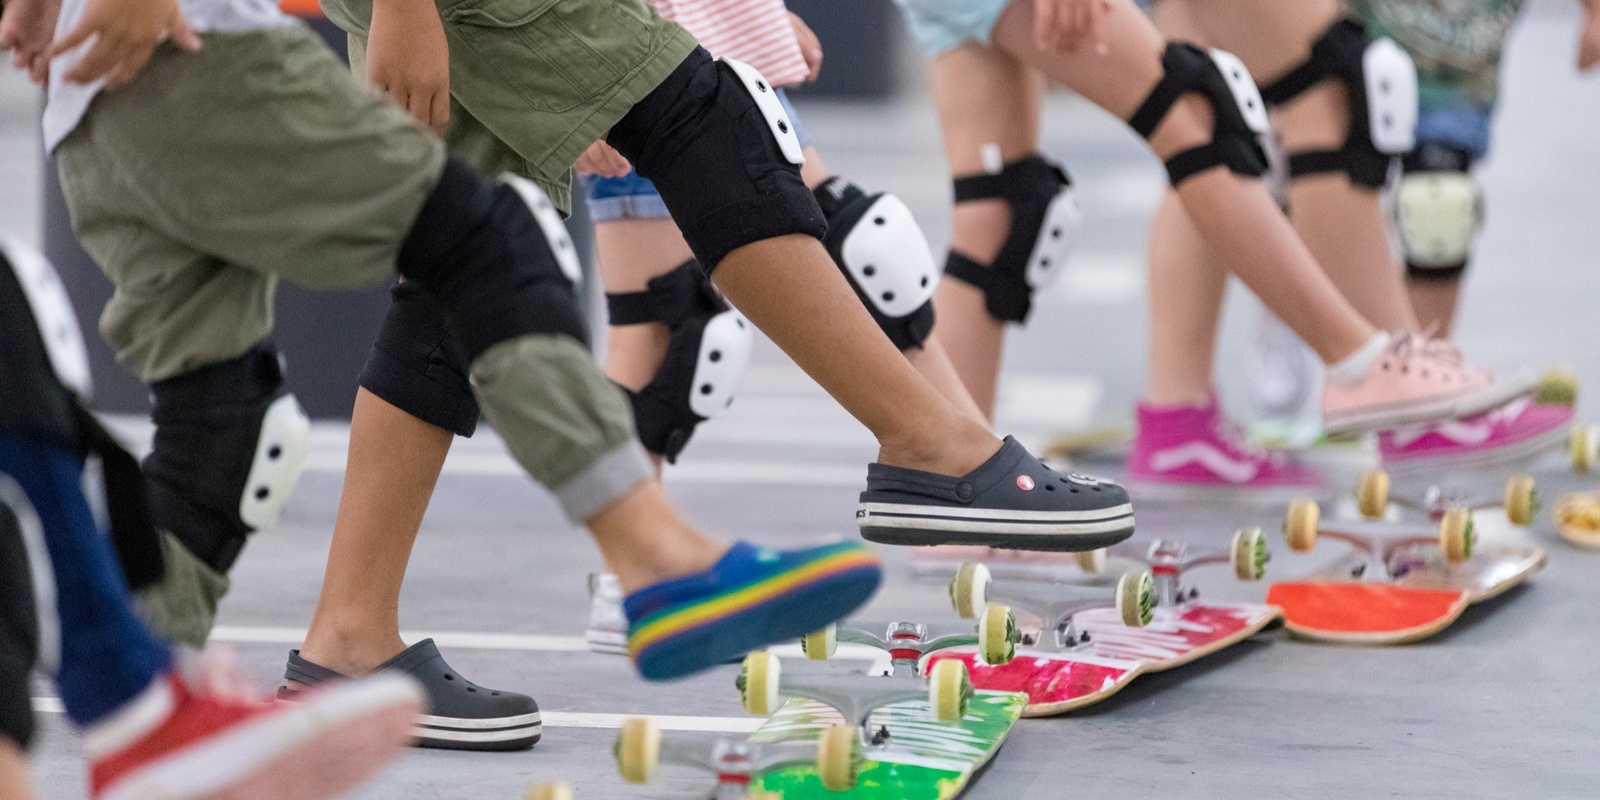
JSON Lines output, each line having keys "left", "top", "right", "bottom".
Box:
{"left": 7, "top": 3, "right": 1600, "bottom": 797}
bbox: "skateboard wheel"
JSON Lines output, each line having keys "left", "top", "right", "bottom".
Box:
{"left": 1356, "top": 470, "right": 1389, "bottom": 520}
{"left": 1116, "top": 570, "right": 1156, "bottom": 628}
{"left": 816, "top": 724, "right": 861, "bottom": 792}
{"left": 526, "top": 784, "right": 573, "bottom": 800}
{"left": 801, "top": 625, "right": 838, "bottom": 661}
{"left": 1284, "top": 498, "right": 1320, "bottom": 553}
{"left": 1074, "top": 549, "right": 1107, "bottom": 574}
{"left": 739, "top": 651, "right": 781, "bottom": 716}
{"left": 949, "top": 562, "right": 991, "bottom": 620}
{"left": 1537, "top": 369, "right": 1579, "bottom": 407}
{"left": 928, "top": 658, "right": 971, "bottom": 722}
{"left": 1504, "top": 475, "right": 1538, "bottom": 526}
{"left": 978, "top": 604, "right": 1018, "bottom": 666}
{"left": 1440, "top": 508, "right": 1474, "bottom": 563}
{"left": 615, "top": 718, "right": 660, "bottom": 784}
{"left": 1230, "top": 527, "right": 1269, "bottom": 582}
{"left": 1572, "top": 423, "right": 1598, "bottom": 475}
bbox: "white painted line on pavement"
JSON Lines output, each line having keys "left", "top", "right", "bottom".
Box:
{"left": 28, "top": 696, "right": 761, "bottom": 733}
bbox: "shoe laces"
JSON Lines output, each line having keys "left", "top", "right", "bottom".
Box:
{"left": 1386, "top": 327, "right": 1469, "bottom": 379}
{"left": 1212, "top": 415, "right": 1274, "bottom": 464}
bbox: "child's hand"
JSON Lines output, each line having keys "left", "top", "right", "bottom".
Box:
{"left": 1578, "top": 6, "right": 1600, "bottom": 72}
{"left": 789, "top": 12, "right": 823, "bottom": 83}
{"left": 1, "top": 0, "right": 62, "bottom": 83}
{"left": 574, "top": 140, "right": 631, "bottom": 178}
{"left": 47, "top": 0, "right": 200, "bottom": 88}
{"left": 1031, "top": 0, "right": 1114, "bottom": 56}
{"left": 368, "top": 0, "right": 451, "bottom": 132}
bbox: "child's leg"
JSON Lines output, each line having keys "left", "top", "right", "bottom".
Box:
{"left": 925, "top": 45, "right": 1048, "bottom": 420}
{"left": 0, "top": 739, "right": 29, "bottom": 800}
{"left": 1145, "top": 191, "right": 1229, "bottom": 406}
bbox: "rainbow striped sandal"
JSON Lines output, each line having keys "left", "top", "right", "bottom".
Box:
{"left": 624, "top": 540, "right": 882, "bottom": 681}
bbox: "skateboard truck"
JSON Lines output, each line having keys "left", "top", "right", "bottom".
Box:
{"left": 799, "top": 610, "right": 1020, "bottom": 677}
{"left": 949, "top": 562, "right": 1156, "bottom": 652}
{"left": 1286, "top": 492, "right": 1483, "bottom": 580}
{"left": 1354, "top": 469, "right": 1538, "bottom": 527}
{"left": 1135, "top": 528, "right": 1270, "bottom": 607}
{"left": 615, "top": 716, "right": 863, "bottom": 796}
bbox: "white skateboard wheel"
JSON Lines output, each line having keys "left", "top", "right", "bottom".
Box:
{"left": 978, "top": 604, "right": 1017, "bottom": 666}
{"left": 928, "top": 658, "right": 970, "bottom": 722}
{"left": 1117, "top": 570, "right": 1155, "bottom": 628}
{"left": 615, "top": 718, "right": 659, "bottom": 784}
{"left": 949, "top": 562, "right": 991, "bottom": 619}
{"left": 739, "top": 651, "right": 781, "bottom": 716}
{"left": 1230, "top": 527, "right": 1269, "bottom": 582}
{"left": 1074, "top": 549, "right": 1107, "bottom": 574}
{"left": 1504, "top": 475, "right": 1538, "bottom": 527}
{"left": 1356, "top": 470, "right": 1389, "bottom": 520}
{"left": 1285, "top": 498, "right": 1320, "bottom": 553}
{"left": 1440, "top": 508, "right": 1474, "bottom": 563}
{"left": 801, "top": 625, "right": 838, "bottom": 661}
{"left": 816, "top": 724, "right": 861, "bottom": 792}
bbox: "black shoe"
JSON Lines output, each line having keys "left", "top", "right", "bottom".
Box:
{"left": 279, "top": 639, "right": 541, "bottom": 751}
{"left": 856, "top": 436, "right": 1135, "bottom": 551}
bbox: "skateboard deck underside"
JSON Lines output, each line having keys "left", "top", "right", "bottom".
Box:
{"left": 1267, "top": 546, "right": 1544, "bottom": 644}
{"left": 931, "top": 602, "right": 1282, "bottom": 717}
{"left": 749, "top": 691, "right": 1025, "bottom": 799}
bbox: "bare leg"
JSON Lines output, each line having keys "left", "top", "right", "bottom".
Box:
{"left": 297, "top": 388, "right": 451, "bottom": 676}
{"left": 989, "top": 0, "right": 1375, "bottom": 363}
{"left": 0, "top": 740, "right": 32, "bottom": 800}
{"left": 596, "top": 217, "right": 688, "bottom": 392}
{"left": 1407, "top": 279, "right": 1462, "bottom": 335}
{"left": 586, "top": 481, "right": 723, "bottom": 592}
{"left": 712, "top": 235, "right": 1000, "bottom": 473}
{"left": 1145, "top": 191, "right": 1228, "bottom": 405}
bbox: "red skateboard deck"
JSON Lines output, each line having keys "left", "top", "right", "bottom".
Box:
{"left": 1267, "top": 545, "right": 1545, "bottom": 644}
{"left": 928, "top": 602, "right": 1282, "bottom": 717}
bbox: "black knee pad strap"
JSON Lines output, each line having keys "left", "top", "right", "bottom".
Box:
{"left": 1260, "top": 18, "right": 1395, "bottom": 188}
{"left": 0, "top": 503, "right": 37, "bottom": 750}
{"left": 1131, "top": 44, "right": 1269, "bottom": 186}
{"left": 396, "top": 158, "right": 588, "bottom": 364}
{"left": 360, "top": 282, "right": 480, "bottom": 438}
{"left": 944, "top": 155, "right": 1077, "bottom": 324}
{"left": 813, "top": 178, "right": 936, "bottom": 349}
{"left": 606, "top": 48, "right": 827, "bottom": 273}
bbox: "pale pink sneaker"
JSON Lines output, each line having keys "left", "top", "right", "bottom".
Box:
{"left": 1323, "top": 332, "right": 1537, "bottom": 433}
{"left": 1380, "top": 396, "right": 1574, "bottom": 472}
{"left": 1128, "top": 395, "right": 1323, "bottom": 501}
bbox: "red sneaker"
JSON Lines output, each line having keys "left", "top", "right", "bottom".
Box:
{"left": 88, "top": 668, "right": 421, "bottom": 800}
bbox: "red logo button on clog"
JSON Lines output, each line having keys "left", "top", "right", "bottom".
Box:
{"left": 1016, "top": 475, "right": 1035, "bottom": 491}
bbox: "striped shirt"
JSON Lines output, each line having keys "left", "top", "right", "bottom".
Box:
{"left": 652, "top": 0, "right": 811, "bottom": 88}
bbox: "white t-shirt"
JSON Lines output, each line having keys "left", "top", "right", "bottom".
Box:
{"left": 44, "top": 0, "right": 294, "bottom": 151}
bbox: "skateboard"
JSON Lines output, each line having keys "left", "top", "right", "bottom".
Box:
{"left": 928, "top": 530, "right": 1283, "bottom": 717}
{"left": 1267, "top": 478, "right": 1546, "bottom": 644}
{"left": 1553, "top": 492, "right": 1600, "bottom": 548}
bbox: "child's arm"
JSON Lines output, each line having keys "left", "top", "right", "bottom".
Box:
{"left": 0, "top": 0, "right": 61, "bottom": 83}
{"left": 368, "top": 0, "right": 451, "bottom": 132}
{"left": 788, "top": 11, "right": 822, "bottom": 82}
{"left": 46, "top": 0, "right": 199, "bottom": 87}
{"left": 1578, "top": 0, "right": 1599, "bottom": 71}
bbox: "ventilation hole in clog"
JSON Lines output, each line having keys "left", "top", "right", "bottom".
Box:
{"left": 443, "top": 674, "right": 455, "bottom": 681}
{"left": 1045, "top": 485, "right": 1055, "bottom": 491}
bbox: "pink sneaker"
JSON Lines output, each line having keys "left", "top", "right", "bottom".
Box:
{"left": 1128, "top": 395, "right": 1323, "bottom": 501}
{"left": 1323, "top": 332, "right": 1538, "bottom": 433}
{"left": 88, "top": 667, "right": 421, "bottom": 800}
{"left": 1380, "top": 396, "right": 1574, "bottom": 473}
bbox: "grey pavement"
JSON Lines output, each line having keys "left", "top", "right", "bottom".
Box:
{"left": 10, "top": 3, "right": 1600, "bottom": 798}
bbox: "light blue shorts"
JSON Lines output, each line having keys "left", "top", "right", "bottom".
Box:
{"left": 891, "top": 0, "right": 1009, "bottom": 58}
{"left": 582, "top": 88, "right": 811, "bottom": 222}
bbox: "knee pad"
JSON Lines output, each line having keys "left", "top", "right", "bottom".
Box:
{"left": 397, "top": 158, "right": 589, "bottom": 364}
{"left": 1396, "top": 142, "right": 1481, "bottom": 281}
{"left": 0, "top": 240, "right": 163, "bottom": 590}
{"left": 361, "top": 281, "right": 481, "bottom": 437}
{"left": 1260, "top": 18, "right": 1418, "bottom": 188}
{"left": 1130, "top": 44, "right": 1271, "bottom": 187}
{"left": 813, "top": 177, "right": 939, "bottom": 349}
{"left": 608, "top": 262, "right": 753, "bottom": 461}
{"left": 0, "top": 501, "right": 38, "bottom": 750}
{"left": 942, "top": 155, "right": 1082, "bottom": 324}
{"left": 145, "top": 345, "right": 311, "bottom": 574}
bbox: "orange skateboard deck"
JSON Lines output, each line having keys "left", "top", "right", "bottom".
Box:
{"left": 1267, "top": 545, "right": 1545, "bottom": 644}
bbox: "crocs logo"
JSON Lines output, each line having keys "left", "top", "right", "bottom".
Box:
{"left": 1016, "top": 475, "right": 1036, "bottom": 491}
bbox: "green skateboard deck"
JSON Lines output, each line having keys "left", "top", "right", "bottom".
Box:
{"left": 748, "top": 691, "right": 1025, "bottom": 799}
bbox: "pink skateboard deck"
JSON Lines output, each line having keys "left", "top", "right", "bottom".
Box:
{"left": 927, "top": 602, "right": 1282, "bottom": 717}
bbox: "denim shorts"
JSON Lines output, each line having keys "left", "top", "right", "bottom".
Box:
{"left": 582, "top": 87, "right": 811, "bottom": 222}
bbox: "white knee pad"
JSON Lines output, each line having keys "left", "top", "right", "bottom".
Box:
{"left": 687, "top": 309, "right": 755, "bottom": 420}
{"left": 238, "top": 394, "right": 311, "bottom": 530}
{"left": 1395, "top": 171, "right": 1483, "bottom": 269}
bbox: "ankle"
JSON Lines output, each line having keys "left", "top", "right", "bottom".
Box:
{"left": 876, "top": 421, "right": 1000, "bottom": 477}
{"left": 298, "top": 620, "right": 406, "bottom": 676}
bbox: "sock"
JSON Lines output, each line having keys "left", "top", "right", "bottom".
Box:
{"left": 1326, "top": 332, "right": 1392, "bottom": 389}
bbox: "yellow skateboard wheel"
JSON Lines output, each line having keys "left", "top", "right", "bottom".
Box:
{"left": 1440, "top": 508, "right": 1474, "bottom": 563}
{"left": 615, "top": 718, "right": 659, "bottom": 784}
{"left": 1356, "top": 470, "right": 1390, "bottom": 520}
{"left": 979, "top": 604, "right": 1017, "bottom": 665}
{"left": 1117, "top": 570, "right": 1156, "bottom": 627}
{"left": 928, "top": 658, "right": 971, "bottom": 722}
{"left": 739, "top": 651, "right": 781, "bottom": 716}
{"left": 1231, "top": 527, "right": 1269, "bottom": 582}
{"left": 801, "top": 625, "right": 837, "bottom": 661}
{"left": 1504, "top": 475, "right": 1538, "bottom": 526}
{"left": 949, "top": 562, "right": 991, "bottom": 620}
{"left": 816, "top": 724, "right": 861, "bottom": 792}
{"left": 1074, "top": 549, "right": 1107, "bottom": 574}
{"left": 1285, "top": 498, "right": 1320, "bottom": 553}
